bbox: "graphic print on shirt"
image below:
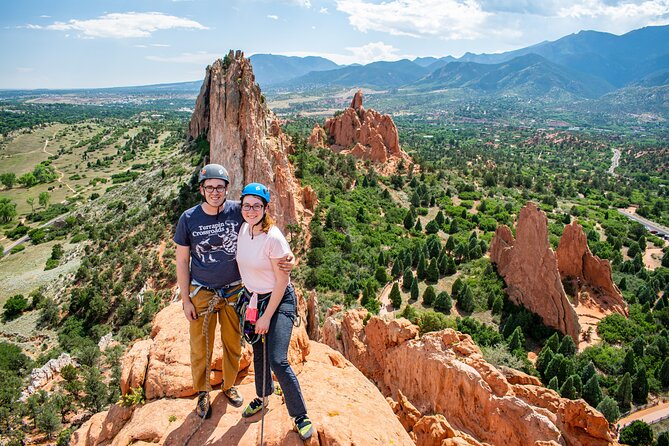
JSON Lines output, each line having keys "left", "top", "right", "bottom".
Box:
{"left": 193, "top": 220, "right": 239, "bottom": 263}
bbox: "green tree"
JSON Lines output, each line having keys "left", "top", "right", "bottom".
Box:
{"left": 399, "top": 304, "right": 418, "bottom": 323}
{"left": 548, "top": 376, "right": 559, "bottom": 392}
{"left": 38, "top": 191, "right": 50, "bottom": 209}
{"left": 389, "top": 282, "right": 402, "bottom": 309}
{"left": 0, "top": 197, "right": 17, "bottom": 223}
{"left": 423, "top": 285, "right": 436, "bottom": 307}
{"left": 617, "top": 372, "right": 633, "bottom": 411}
{"left": 374, "top": 266, "right": 388, "bottom": 285}
{"left": 657, "top": 432, "right": 669, "bottom": 446}
{"left": 410, "top": 278, "right": 419, "bottom": 301}
{"left": 581, "top": 361, "right": 597, "bottom": 384}
{"left": 83, "top": 368, "right": 108, "bottom": 412}
{"left": 545, "top": 333, "right": 560, "bottom": 356}
{"left": 425, "top": 219, "right": 440, "bottom": 234}
{"left": 659, "top": 358, "right": 669, "bottom": 388}
{"left": 18, "top": 172, "right": 37, "bottom": 188}
{"left": 457, "top": 284, "right": 475, "bottom": 313}
{"left": 426, "top": 258, "right": 439, "bottom": 283}
{"left": 582, "top": 374, "right": 603, "bottom": 407}
{"left": 622, "top": 349, "right": 637, "bottom": 375}
{"left": 491, "top": 295, "right": 503, "bottom": 315}
{"left": 26, "top": 196, "right": 35, "bottom": 213}
{"left": 36, "top": 403, "right": 61, "bottom": 439}
{"left": 560, "top": 375, "right": 578, "bottom": 400}
{"left": 402, "top": 268, "right": 414, "bottom": 291}
{"left": 536, "top": 347, "right": 554, "bottom": 379}
{"left": 452, "top": 278, "right": 464, "bottom": 299}
{"left": 0, "top": 173, "right": 16, "bottom": 189}
{"left": 434, "top": 291, "right": 452, "bottom": 313}
{"left": 391, "top": 260, "right": 403, "bottom": 278}
{"left": 619, "top": 420, "right": 654, "bottom": 446}
{"left": 507, "top": 326, "right": 525, "bottom": 353}
{"left": 403, "top": 211, "right": 414, "bottom": 230}
{"left": 558, "top": 335, "right": 576, "bottom": 357}
{"left": 596, "top": 396, "right": 620, "bottom": 423}
{"left": 3, "top": 295, "right": 28, "bottom": 321}
{"left": 632, "top": 364, "right": 649, "bottom": 405}
{"left": 417, "top": 254, "right": 427, "bottom": 280}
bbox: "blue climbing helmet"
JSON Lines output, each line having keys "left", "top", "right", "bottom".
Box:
{"left": 240, "top": 182, "right": 270, "bottom": 204}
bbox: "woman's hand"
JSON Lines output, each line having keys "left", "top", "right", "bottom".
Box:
{"left": 255, "top": 314, "right": 271, "bottom": 334}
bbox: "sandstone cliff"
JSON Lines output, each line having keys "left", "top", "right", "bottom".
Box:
{"left": 311, "top": 90, "right": 412, "bottom": 174}
{"left": 322, "top": 309, "right": 617, "bottom": 446}
{"left": 556, "top": 221, "right": 628, "bottom": 317}
{"left": 189, "top": 50, "right": 315, "bottom": 232}
{"left": 489, "top": 203, "right": 581, "bottom": 341}
{"left": 72, "top": 302, "right": 413, "bottom": 445}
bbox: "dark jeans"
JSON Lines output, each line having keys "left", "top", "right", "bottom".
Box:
{"left": 252, "top": 283, "right": 307, "bottom": 418}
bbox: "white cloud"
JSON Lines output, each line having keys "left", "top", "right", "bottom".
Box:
{"left": 558, "top": 0, "right": 669, "bottom": 19}
{"left": 146, "top": 51, "right": 221, "bottom": 64}
{"left": 40, "top": 15, "right": 51, "bottom": 18}
{"left": 32, "top": 12, "right": 207, "bottom": 39}
{"left": 293, "top": 0, "right": 312, "bottom": 7}
{"left": 268, "top": 15, "right": 279, "bottom": 20}
{"left": 151, "top": 43, "right": 171, "bottom": 47}
{"left": 319, "top": 7, "right": 329, "bottom": 13}
{"left": 278, "top": 41, "right": 414, "bottom": 65}
{"left": 335, "top": 0, "right": 490, "bottom": 39}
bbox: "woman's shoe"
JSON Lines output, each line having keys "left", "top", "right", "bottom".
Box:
{"left": 242, "top": 397, "right": 266, "bottom": 418}
{"left": 293, "top": 414, "right": 314, "bottom": 440}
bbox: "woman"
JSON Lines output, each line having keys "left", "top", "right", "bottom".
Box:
{"left": 235, "top": 182, "right": 313, "bottom": 441}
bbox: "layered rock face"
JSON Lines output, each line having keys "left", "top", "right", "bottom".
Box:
{"left": 556, "top": 221, "right": 628, "bottom": 317}
{"left": 322, "top": 310, "right": 617, "bottom": 446}
{"left": 189, "top": 50, "right": 315, "bottom": 231}
{"left": 490, "top": 203, "right": 581, "bottom": 341}
{"left": 311, "top": 90, "right": 412, "bottom": 174}
{"left": 72, "top": 302, "right": 413, "bottom": 446}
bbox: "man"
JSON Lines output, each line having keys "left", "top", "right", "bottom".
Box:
{"left": 174, "top": 163, "right": 293, "bottom": 418}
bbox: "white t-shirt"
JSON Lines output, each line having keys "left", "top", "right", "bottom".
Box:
{"left": 236, "top": 223, "right": 292, "bottom": 294}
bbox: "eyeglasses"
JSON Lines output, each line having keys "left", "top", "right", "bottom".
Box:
{"left": 203, "top": 185, "right": 226, "bottom": 194}
{"left": 242, "top": 203, "right": 264, "bottom": 212}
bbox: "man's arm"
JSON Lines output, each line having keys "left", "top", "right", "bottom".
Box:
{"left": 277, "top": 253, "right": 297, "bottom": 272}
{"left": 176, "top": 244, "right": 197, "bottom": 321}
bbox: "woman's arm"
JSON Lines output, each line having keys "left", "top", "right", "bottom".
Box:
{"left": 254, "top": 257, "right": 290, "bottom": 334}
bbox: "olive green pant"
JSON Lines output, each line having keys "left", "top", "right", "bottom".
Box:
{"left": 189, "top": 286, "right": 242, "bottom": 392}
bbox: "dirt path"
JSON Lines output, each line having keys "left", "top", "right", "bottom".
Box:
{"left": 644, "top": 247, "right": 664, "bottom": 270}
{"left": 575, "top": 304, "right": 605, "bottom": 350}
{"left": 378, "top": 281, "right": 394, "bottom": 316}
{"left": 42, "top": 137, "right": 76, "bottom": 194}
{"left": 608, "top": 148, "right": 621, "bottom": 175}
{"left": 619, "top": 400, "right": 669, "bottom": 428}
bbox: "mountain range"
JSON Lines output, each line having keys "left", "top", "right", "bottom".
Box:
{"left": 251, "top": 25, "right": 669, "bottom": 101}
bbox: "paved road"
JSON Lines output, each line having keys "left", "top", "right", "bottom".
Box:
{"left": 617, "top": 209, "right": 669, "bottom": 240}
{"left": 619, "top": 401, "right": 669, "bottom": 427}
{"left": 2, "top": 213, "right": 68, "bottom": 257}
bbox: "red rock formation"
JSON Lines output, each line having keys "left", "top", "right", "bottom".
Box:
{"left": 490, "top": 203, "right": 580, "bottom": 340}
{"left": 306, "top": 290, "right": 321, "bottom": 341}
{"left": 314, "top": 90, "right": 412, "bottom": 174}
{"left": 307, "top": 123, "right": 326, "bottom": 148}
{"left": 556, "top": 221, "right": 628, "bottom": 317}
{"left": 322, "top": 310, "right": 617, "bottom": 446}
{"left": 189, "top": 50, "right": 316, "bottom": 231}
{"left": 72, "top": 304, "right": 413, "bottom": 446}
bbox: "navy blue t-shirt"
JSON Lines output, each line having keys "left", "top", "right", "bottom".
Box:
{"left": 173, "top": 200, "right": 243, "bottom": 288}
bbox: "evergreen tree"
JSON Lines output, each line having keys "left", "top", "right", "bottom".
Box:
{"left": 507, "top": 326, "right": 525, "bottom": 352}
{"left": 659, "top": 358, "right": 669, "bottom": 388}
{"left": 581, "top": 361, "right": 597, "bottom": 384}
{"left": 560, "top": 375, "right": 578, "bottom": 400}
{"left": 402, "top": 268, "right": 414, "bottom": 291}
{"left": 417, "top": 254, "right": 427, "bottom": 280}
{"left": 596, "top": 397, "right": 620, "bottom": 424}
{"left": 414, "top": 219, "right": 422, "bottom": 232}
{"left": 434, "top": 291, "right": 452, "bottom": 313}
{"left": 423, "top": 286, "right": 436, "bottom": 307}
{"left": 425, "top": 219, "right": 440, "bottom": 234}
{"left": 619, "top": 420, "right": 654, "bottom": 446}
{"left": 403, "top": 211, "right": 415, "bottom": 230}
{"left": 545, "top": 333, "right": 560, "bottom": 356}
{"left": 657, "top": 432, "right": 669, "bottom": 446}
{"left": 491, "top": 295, "right": 503, "bottom": 315}
{"left": 426, "top": 258, "right": 439, "bottom": 283}
{"left": 36, "top": 402, "right": 61, "bottom": 439}
{"left": 548, "top": 376, "right": 559, "bottom": 392}
{"left": 452, "top": 278, "right": 464, "bottom": 299}
{"left": 399, "top": 304, "right": 418, "bottom": 323}
{"left": 631, "top": 336, "right": 645, "bottom": 359}
{"left": 342, "top": 234, "right": 352, "bottom": 253}
{"left": 438, "top": 254, "right": 448, "bottom": 275}
{"left": 445, "top": 236, "right": 455, "bottom": 252}
{"left": 83, "top": 368, "right": 108, "bottom": 413}
{"left": 582, "top": 374, "right": 603, "bottom": 407}
{"left": 617, "top": 372, "right": 633, "bottom": 411}
{"left": 435, "top": 210, "right": 445, "bottom": 226}
{"left": 632, "top": 364, "right": 649, "bottom": 405}
{"left": 410, "top": 278, "right": 419, "bottom": 301}
{"left": 622, "top": 349, "right": 637, "bottom": 375}
{"left": 391, "top": 260, "right": 403, "bottom": 278}
{"left": 445, "top": 256, "right": 456, "bottom": 275}
{"left": 558, "top": 335, "right": 576, "bottom": 357}
{"left": 449, "top": 219, "right": 459, "bottom": 234}
{"left": 458, "top": 285, "right": 475, "bottom": 313}
{"left": 536, "top": 347, "right": 554, "bottom": 379}
{"left": 374, "top": 266, "right": 389, "bottom": 285}
{"left": 389, "top": 283, "right": 402, "bottom": 309}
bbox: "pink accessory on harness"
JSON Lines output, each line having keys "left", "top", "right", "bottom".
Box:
{"left": 245, "top": 292, "right": 259, "bottom": 323}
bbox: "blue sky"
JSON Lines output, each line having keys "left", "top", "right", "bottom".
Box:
{"left": 2, "top": 0, "right": 669, "bottom": 89}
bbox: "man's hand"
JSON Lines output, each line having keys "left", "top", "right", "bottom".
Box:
{"left": 183, "top": 299, "right": 197, "bottom": 321}
{"left": 277, "top": 253, "right": 297, "bottom": 273}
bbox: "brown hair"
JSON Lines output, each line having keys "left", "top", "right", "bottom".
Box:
{"left": 260, "top": 212, "right": 274, "bottom": 233}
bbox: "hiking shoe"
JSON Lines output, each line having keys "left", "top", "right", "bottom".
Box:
{"left": 196, "top": 391, "right": 211, "bottom": 419}
{"left": 223, "top": 386, "right": 243, "bottom": 407}
{"left": 294, "top": 414, "right": 314, "bottom": 440}
{"left": 242, "top": 397, "right": 266, "bottom": 418}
